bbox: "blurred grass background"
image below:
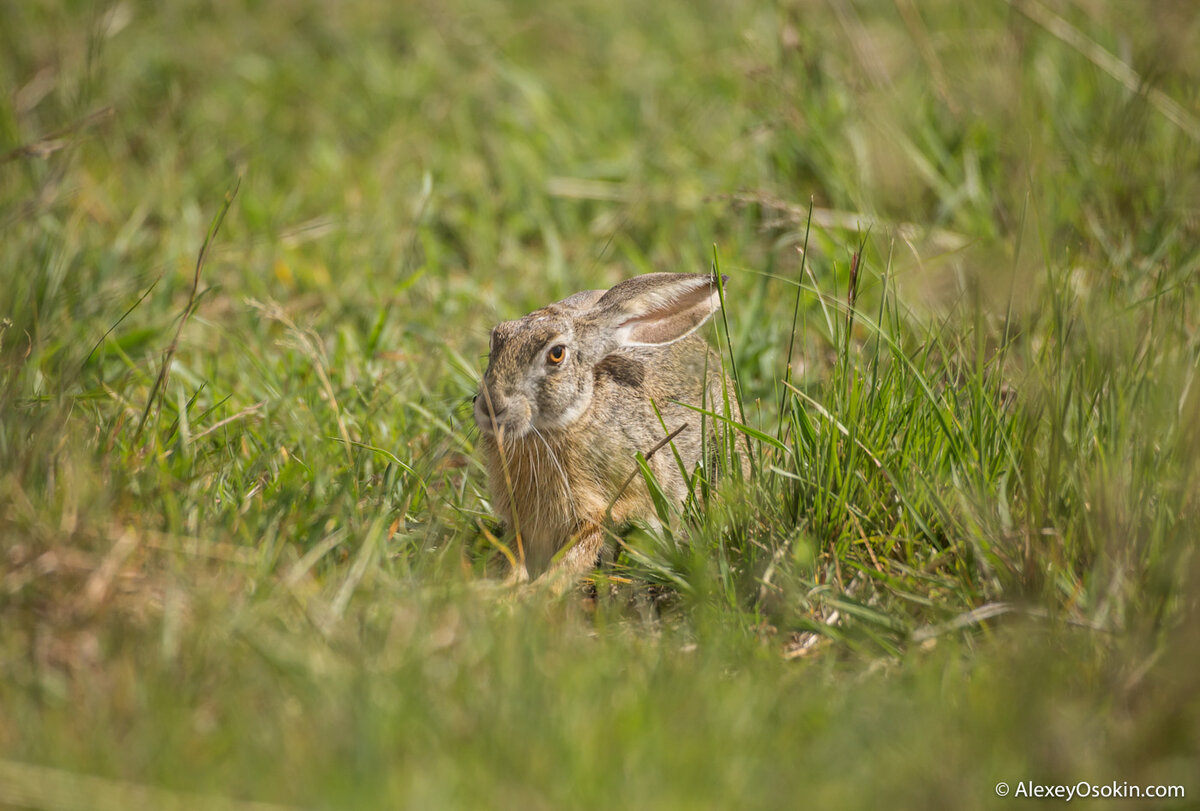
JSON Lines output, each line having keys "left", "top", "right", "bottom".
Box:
{"left": 2, "top": 0, "right": 1198, "bottom": 808}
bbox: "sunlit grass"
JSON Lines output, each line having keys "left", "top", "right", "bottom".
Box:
{"left": 2, "top": 0, "right": 1198, "bottom": 808}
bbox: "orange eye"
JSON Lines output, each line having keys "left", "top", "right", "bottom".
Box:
{"left": 547, "top": 344, "right": 567, "bottom": 365}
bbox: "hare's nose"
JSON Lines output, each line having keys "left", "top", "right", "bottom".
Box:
{"left": 475, "top": 389, "right": 508, "bottom": 420}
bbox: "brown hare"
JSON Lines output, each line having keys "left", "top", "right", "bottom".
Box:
{"left": 473, "top": 272, "right": 741, "bottom": 585}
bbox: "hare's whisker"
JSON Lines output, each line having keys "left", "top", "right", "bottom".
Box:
{"left": 532, "top": 426, "right": 573, "bottom": 507}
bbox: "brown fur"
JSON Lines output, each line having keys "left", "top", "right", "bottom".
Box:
{"left": 474, "top": 274, "right": 741, "bottom": 583}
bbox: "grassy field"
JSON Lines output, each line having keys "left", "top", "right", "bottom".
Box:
{"left": 2, "top": 0, "right": 1199, "bottom": 808}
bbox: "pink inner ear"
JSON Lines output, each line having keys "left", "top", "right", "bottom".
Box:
{"left": 619, "top": 283, "right": 719, "bottom": 346}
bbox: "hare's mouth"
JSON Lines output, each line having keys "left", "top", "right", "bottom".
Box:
{"left": 473, "top": 395, "right": 532, "bottom": 440}
{"left": 475, "top": 417, "right": 531, "bottom": 441}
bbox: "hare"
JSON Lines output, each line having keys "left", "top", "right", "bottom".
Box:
{"left": 473, "top": 272, "right": 741, "bottom": 585}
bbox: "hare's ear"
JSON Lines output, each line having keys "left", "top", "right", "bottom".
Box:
{"left": 593, "top": 273, "right": 726, "bottom": 347}
{"left": 553, "top": 289, "right": 607, "bottom": 311}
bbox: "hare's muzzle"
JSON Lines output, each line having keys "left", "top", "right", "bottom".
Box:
{"left": 473, "top": 387, "right": 511, "bottom": 435}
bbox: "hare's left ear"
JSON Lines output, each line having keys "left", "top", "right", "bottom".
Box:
{"left": 591, "top": 273, "right": 725, "bottom": 347}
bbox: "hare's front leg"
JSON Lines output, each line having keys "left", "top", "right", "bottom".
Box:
{"left": 542, "top": 522, "right": 607, "bottom": 593}
{"left": 503, "top": 562, "right": 530, "bottom": 586}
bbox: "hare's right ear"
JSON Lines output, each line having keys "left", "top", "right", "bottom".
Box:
{"left": 592, "top": 273, "right": 726, "bottom": 347}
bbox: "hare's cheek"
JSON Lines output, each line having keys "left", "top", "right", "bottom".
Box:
{"left": 534, "top": 377, "right": 592, "bottom": 430}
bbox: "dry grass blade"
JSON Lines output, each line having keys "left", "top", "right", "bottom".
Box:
{"left": 0, "top": 107, "right": 114, "bottom": 164}
{"left": 893, "top": 0, "right": 955, "bottom": 111}
{"left": 479, "top": 387, "right": 526, "bottom": 569}
{"left": 604, "top": 422, "right": 690, "bottom": 521}
{"left": 911, "top": 602, "right": 1017, "bottom": 643}
{"left": 283, "top": 530, "right": 347, "bottom": 587}
{"left": 191, "top": 400, "right": 265, "bottom": 440}
{"left": 1008, "top": 0, "right": 1200, "bottom": 141}
{"left": 135, "top": 179, "right": 240, "bottom": 441}
{"left": 721, "top": 191, "right": 971, "bottom": 252}
{"left": 911, "top": 601, "right": 1116, "bottom": 643}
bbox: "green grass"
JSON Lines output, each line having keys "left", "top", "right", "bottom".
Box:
{"left": 2, "top": 0, "right": 1199, "bottom": 808}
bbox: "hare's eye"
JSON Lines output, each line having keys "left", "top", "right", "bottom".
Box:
{"left": 546, "top": 344, "right": 567, "bottom": 365}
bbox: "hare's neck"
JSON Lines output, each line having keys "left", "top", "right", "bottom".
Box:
{"left": 485, "top": 428, "right": 638, "bottom": 571}
{"left": 486, "top": 431, "right": 578, "bottom": 538}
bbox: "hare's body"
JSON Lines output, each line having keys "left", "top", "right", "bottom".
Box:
{"left": 475, "top": 274, "right": 739, "bottom": 583}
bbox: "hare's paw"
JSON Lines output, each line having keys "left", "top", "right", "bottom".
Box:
{"left": 503, "top": 565, "right": 530, "bottom": 587}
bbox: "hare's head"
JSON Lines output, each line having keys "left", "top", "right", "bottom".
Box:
{"left": 474, "top": 273, "right": 724, "bottom": 440}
